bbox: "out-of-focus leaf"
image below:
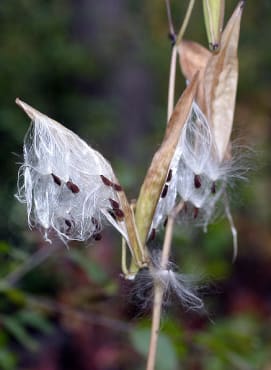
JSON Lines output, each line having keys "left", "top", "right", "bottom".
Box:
{"left": 2, "top": 316, "right": 38, "bottom": 351}
{"left": 8, "top": 248, "right": 29, "bottom": 262}
{"left": 5, "top": 288, "right": 26, "bottom": 305}
{"left": 17, "top": 309, "right": 54, "bottom": 335}
{"left": 203, "top": 222, "right": 232, "bottom": 256}
{"left": 0, "top": 348, "right": 17, "bottom": 370}
{"left": 196, "top": 315, "right": 267, "bottom": 370}
{"left": 0, "top": 242, "right": 10, "bottom": 254}
{"left": 130, "top": 327, "right": 179, "bottom": 370}
{"left": 69, "top": 250, "right": 108, "bottom": 284}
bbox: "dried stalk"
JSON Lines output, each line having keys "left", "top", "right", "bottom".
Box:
{"left": 146, "top": 202, "right": 183, "bottom": 370}
{"left": 167, "top": 0, "right": 196, "bottom": 122}
{"left": 146, "top": 1, "right": 195, "bottom": 368}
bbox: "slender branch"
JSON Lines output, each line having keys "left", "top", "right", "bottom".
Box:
{"left": 166, "top": 0, "right": 195, "bottom": 123}
{"left": 28, "top": 295, "right": 131, "bottom": 333}
{"left": 176, "top": 0, "right": 196, "bottom": 45}
{"left": 146, "top": 202, "right": 184, "bottom": 370}
{"left": 146, "top": 282, "right": 164, "bottom": 370}
{"left": 146, "top": 2, "right": 196, "bottom": 369}
{"left": 5, "top": 243, "right": 62, "bottom": 285}
{"left": 165, "top": 0, "right": 176, "bottom": 42}
{"left": 167, "top": 46, "right": 177, "bottom": 122}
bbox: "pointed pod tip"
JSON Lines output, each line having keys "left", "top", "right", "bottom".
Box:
{"left": 240, "top": 0, "right": 246, "bottom": 10}
{"left": 15, "top": 97, "right": 24, "bottom": 109}
{"left": 236, "top": 0, "right": 246, "bottom": 16}
{"left": 15, "top": 98, "right": 37, "bottom": 120}
{"left": 15, "top": 97, "right": 29, "bottom": 108}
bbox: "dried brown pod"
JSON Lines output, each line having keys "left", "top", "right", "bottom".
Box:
{"left": 135, "top": 73, "right": 199, "bottom": 245}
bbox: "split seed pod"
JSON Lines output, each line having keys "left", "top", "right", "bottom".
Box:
{"left": 15, "top": 99, "right": 145, "bottom": 267}
{"left": 178, "top": 1, "right": 244, "bottom": 162}
{"left": 134, "top": 74, "right": 199, "bottom": 245}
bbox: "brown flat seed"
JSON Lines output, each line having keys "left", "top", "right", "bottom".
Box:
{"left": 94, "top": 233, "right": 102, "bottom": 241}
{"left": 109, "top": 198, "right": 120, "bottom": 209}
{"left": 66, "top": 181, "right": 80, "bottom": 193}
{"left": 112, "top": 183, "right": 122, "bottom": 192}
{"left": 193, "top": 207, "right": 199, "bottom": 219}
{"left": 194, "top": 174, "right": 201, "bottom": 189}
{"left": 100, "top": 175, "right": 112, "bottom": 186}
{"left": 91, "top": 217, "right": 99, "bottom": 230}
{"left": 149, "top": 228, "right": 156, "bottom": 241}
{"left": 114, "top": 208, "right": 124, "bottom": 221}
{"left": 51, "top": 173, "right": 61, "bottom": 186}
{"left": 65, "top": 219, "right": 72, "bottom": 227}
{"left": 211, "top": 182, "right": 216, "bottom": 194}
{"left": 161, "top": 184, "right": 168, "bottom": 198}
{"left": 166, "top": 169, "right": 172, "bottom": 183}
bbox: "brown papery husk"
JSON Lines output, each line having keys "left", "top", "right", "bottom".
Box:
{"left": 135, "top": 73, "right": 199, "bottom": 246}
{"left": 177, "top": 40, "right": 211, "bottom": 115}
{"left": 203, "top": 1, "right": 244, "bottom": 162}
{"left": 177, "top": 2, "right": 244, "bottom": 162}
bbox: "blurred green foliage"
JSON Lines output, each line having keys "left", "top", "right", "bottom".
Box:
{"left": 131, "top": 327, "right": 178, "bottom": 370}
{"left": 0, "top": 0, "right": 271, "bottom": 369}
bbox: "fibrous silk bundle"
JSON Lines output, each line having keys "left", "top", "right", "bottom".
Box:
{"left": 16, "top": 101, "right": 126, "bottom": 243}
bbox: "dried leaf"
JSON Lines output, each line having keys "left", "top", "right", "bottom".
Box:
{"left": 135, "top": 74, "right": 199, "bottom": 245}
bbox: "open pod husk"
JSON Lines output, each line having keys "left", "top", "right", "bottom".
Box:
{"left": 178, "top": 1, "right": 244, "bottom": 161}
{"left": 135, "top": 74, "right": 199, "bottom": 245}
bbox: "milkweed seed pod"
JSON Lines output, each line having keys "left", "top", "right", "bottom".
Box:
{"left": 178, "top": 1, "right": 244, "bottom": 162}
{"left": 150, "top": 101, "right": 229, "bottom": 233}
{"left": 15, "top": 99, "right": 145, "bottom": 269}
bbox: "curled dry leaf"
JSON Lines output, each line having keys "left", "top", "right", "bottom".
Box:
{"left": 15, "top": 98, "right": 145, "bottom": 268}
{"left": 134, "top": 73, "right": 199, "bottom": 245}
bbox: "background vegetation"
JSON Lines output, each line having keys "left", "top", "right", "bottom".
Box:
{"left": 0, "top": 1, "right": 271, "bottom": 369}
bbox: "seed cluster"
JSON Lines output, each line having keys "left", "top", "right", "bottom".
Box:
{"left": 150, "top": 101, "right": 233, "bottom": 234}
{"left": 16, "top": 106, "right": 129, "bottom": 244}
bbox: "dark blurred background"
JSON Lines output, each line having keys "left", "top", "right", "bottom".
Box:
{"left": 0, "top": 1, "right": 271, "bottom": 369}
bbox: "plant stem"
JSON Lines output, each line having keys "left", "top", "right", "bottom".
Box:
{"left": 167, "top": 46, "right": 177, "bottom": 123}
{"left": 165, "top": 0, "right": 176, "bottom": 41}
{"left": 146, "top": 282, "right": 164, "bottom": 370}
{"left": 146, "top": 2, "right": 196, "bottom": 369}
{"left": 176, "top": 0, "right": 196, "bottom": 45}
{"left": 167, "top": 0, "right": 196, "bottom": 123}
{"left": 146, "top": 202, "right": 183, "bottom": 370}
